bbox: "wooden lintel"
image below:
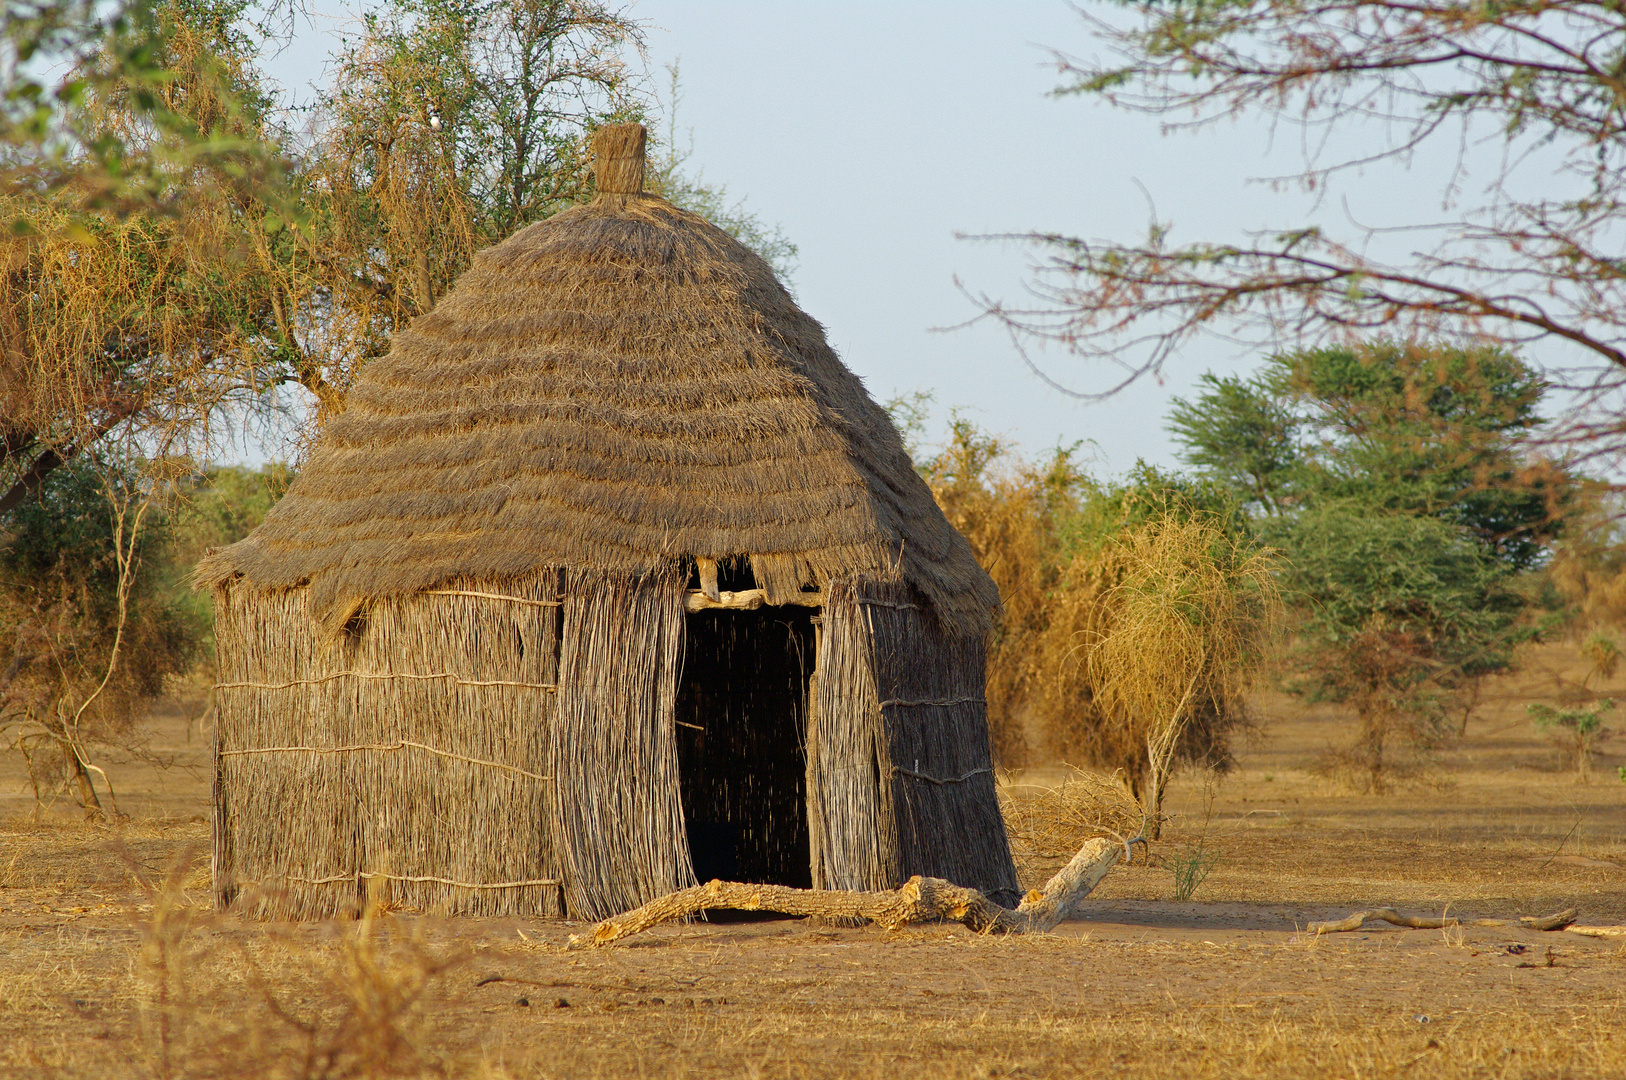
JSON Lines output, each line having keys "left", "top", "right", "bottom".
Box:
{"left": 684, "top": 588, "right": 823, "bottom": 613}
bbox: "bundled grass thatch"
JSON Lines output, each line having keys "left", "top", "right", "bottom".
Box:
{"left": 198, "top": 123, "right": 996, "bottom": 638}
{"left": 203, "top": 124, "right": 1013, "bottom": 920}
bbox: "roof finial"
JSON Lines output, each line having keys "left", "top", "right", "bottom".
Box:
{"left": 591, "top": 123, "right": 646, "bottom": 196}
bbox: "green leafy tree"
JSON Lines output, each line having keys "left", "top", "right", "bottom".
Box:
{"left": 1172, "top": 343, "right": 1557, "bottom": 556}
{"left": 1279, "top": 509, "right": 1527, "bottom": 788}
{"left": 1, "top": 0, "right": 301, "bottom": 515}
{"left": 1169, "top": 342, "right": 1566, "bottom": 786}
{"left": 1276, "top": 344, "right": 1558, "bottom": 569}
{"left": 1527, "top": 700, "right": 1613, "bottom": 782}
{"left": 1165, "top": 373, "right": 1301, "bottom": 517}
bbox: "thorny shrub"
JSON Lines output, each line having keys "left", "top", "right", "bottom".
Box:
{"left": 905, "top": 407, "right": 1276, "bottom": 801}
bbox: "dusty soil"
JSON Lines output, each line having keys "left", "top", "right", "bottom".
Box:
{"left": 2, "top": 642, "right": 1624, "bottom": 1078}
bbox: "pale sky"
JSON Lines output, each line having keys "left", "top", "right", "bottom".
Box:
{"left": 266, "top": 0, "right": 1513, "bottom": 473}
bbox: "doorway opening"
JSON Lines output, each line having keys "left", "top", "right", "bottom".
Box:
{"left": 675, "top": 606, "right": 815, "bottom": 887}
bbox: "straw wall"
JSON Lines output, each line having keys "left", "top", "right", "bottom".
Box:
{"left": 809, "top": 577, "right": 1018, "bottom": 904}
{"left": 808, "top": 579, "right": 894, "bottom": 891}
{"left": 213, "top": 571, "right": 564, "bottom": 918}
{"left": 215, "top": 566, "right": 1011, "bottom": 919}
{"left": 550, "top": 567, "right": 694, "bottom": 921}
{"left": 858, "top": 580, "right": 1020, "bottom": 907}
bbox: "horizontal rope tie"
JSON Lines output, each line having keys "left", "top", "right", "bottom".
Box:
{"left": 283, "top": 872, "right": 561, "bottom": 890}
{"left": 888, "top": 765, "right": 994, "bottom": 786}
{"left": 219, "top": 740, "right": 552, "bottom": 782}
{"left": 855, "top": 598, "right": 919, "bottom": 611}
{"left": 422, "top": 589, "right": 563, "bottom": 608}
{"left": 215, "top": 672, "right": 558, "bottom": 692}
{"left": 877, "top": 696, "right": 985, "bottom": 709}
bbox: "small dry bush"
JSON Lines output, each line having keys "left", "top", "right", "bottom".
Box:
{"left": 1077, "top": 515, "right": 1281, "bottom": 828}
{"left": 919, "top": 416, "right": 1279, "bottom": 816}
{"left": 1, "top": 459, "right": 204, "bottom": 818}
{"left": 998, "top": 766, "right": 1143, "bottom": 883}
{"left": 920, "top": 418, "right": 1073, "bottom": 765}
{"left": 129, "top": 867, "right": 464, "bottom": 1080}
{"left": 1544, "top": 482, "right": 1626, "bottom": 630}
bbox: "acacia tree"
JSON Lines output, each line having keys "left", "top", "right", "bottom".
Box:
{"left": 980, "top": 0, "right": 1626, "bottom": 449}
{"left": 4, "top": 1, "right": 795, "bottom": 471}
{"left": 0, "top": 0, "right": 302, "bottom": 515}
{"left": 295, "top": 0, "right": 645, "bottom": 408}
{"left": 1168, "top": 342, "right": 1569, "bottom": 786}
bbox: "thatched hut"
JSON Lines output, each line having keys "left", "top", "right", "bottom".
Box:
{"left": 199, "top": 123, "right": 1017, "bottom": 920}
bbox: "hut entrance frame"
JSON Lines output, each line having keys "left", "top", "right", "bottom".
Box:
{"left": 674, "top": 603, "right": 816, "bottom": 889}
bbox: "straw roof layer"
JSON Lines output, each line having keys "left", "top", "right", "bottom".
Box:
{"left": 200, "top": 124, "right": 997, "bottom": 632}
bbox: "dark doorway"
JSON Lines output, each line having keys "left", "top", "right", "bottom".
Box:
{"left": 675, "top": 607, "right": 815, "bottom": 887}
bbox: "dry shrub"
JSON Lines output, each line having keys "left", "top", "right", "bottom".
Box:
{"left": 922, "top": 419, "right": 1276, "bottom": 801}
{"left": 1078, "top": 516, "right": 1281, "bottom": 830}
{"left": 923, "top": 416, "right": 1099, "bottom": 764}
{"left": 1543, "top": 481, "right": 1626, "bottom": 630}
{"left": 1, "top": 459, "right": 203, "bottom": 817}
{"left": 999, "top": 767, "right": 1143, "bottom": 855}
{"left": 998, "top": 766, "right": 1142, "bottom": 888}
{"left": 135, "top": 869, "right": 464, "bottom": 1080}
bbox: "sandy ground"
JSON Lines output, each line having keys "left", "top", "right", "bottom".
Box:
{"left": 2, "top": 641, "right": 1624, "bottom": 1078}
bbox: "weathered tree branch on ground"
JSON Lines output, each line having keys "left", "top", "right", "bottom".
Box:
{"left": 1307, "top": 907, "right": 1626, "bottom": 938}
{"left": 1563, "top": 925, "right": 1626, "bottom": 940}
{"left": 568, "top": 837, "right": 1124, "bottom": 949}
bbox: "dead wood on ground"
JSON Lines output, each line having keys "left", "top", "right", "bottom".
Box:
{"left": 569, "top": 836, "right": 1124, "bottom": 949}
{"left": 1307, "top": 907, "right": 1626, "bottom": 938}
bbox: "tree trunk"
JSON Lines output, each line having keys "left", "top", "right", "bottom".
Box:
{"left": 67, "top": 746, "right": 105, "bottom": 821}
{"left": 570, "top": 837, "right": 1125, "bottom": 949}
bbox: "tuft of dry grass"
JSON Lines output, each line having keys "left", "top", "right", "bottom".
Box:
{"left": 999, "top": 766, "right": 1145, "bottom": 885}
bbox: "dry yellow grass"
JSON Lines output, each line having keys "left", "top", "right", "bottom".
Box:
{"left": 999, "top": 765, "right": 1145, "bottom": 887}
{"left": 2, "top": 640, "right": 1624, "bottom": 1079}
{"left": 4, "top": 898, "right": 1624, "bottom": 1079}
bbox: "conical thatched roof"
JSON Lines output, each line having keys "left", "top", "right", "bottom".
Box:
{"left": 201, "top": 124, "right": 998, "bottom": 633}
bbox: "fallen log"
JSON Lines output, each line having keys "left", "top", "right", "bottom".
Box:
{"left": 1564, "top": 925, "right": 1626, "bottom": 940}
{"left": 568, "top": 836, "right": 1124, "bottom": 949}
{"left": 1305, "top": 907, "right": 1626, "bottom": 936}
